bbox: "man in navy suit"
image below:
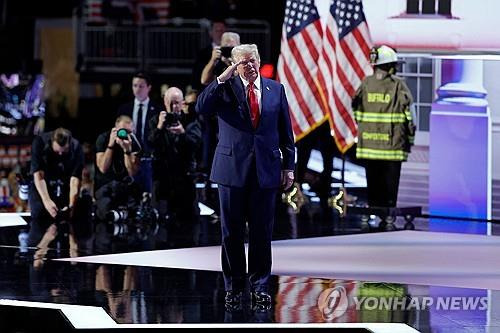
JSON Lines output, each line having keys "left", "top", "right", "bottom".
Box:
{"left": 196, "top": 44, "right": 295, "bottom": 308}
{"left": 117, "top": 72, "right": 159, "bottom": 193}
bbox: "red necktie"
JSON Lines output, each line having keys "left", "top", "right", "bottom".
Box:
{"left": 247, "top": 82, "right": 260, "bottom": 129}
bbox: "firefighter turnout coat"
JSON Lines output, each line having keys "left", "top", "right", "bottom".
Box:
{"left": 352, "top": 68, "right": 416, "bottom": 161}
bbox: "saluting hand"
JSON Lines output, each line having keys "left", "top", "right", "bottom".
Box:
{"left": 217, "top": 60, "right": 243, "bottom": 83}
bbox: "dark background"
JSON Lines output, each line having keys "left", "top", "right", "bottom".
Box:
{"left": 0, "top": 0, "right": 287, "bottom": 142}
{"left": 0, "top": 0, "right": 286, "bottom": 73}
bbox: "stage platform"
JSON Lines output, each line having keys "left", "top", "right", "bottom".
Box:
{"left": 1, "top": 201, "right": 499, "bottom": 332}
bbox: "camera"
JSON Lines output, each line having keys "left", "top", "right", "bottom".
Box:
{"left": 220, "top": 46, "right": 233, "bottom": 59}
{"left": 165, "top": 111, "right": 181, "bottom": 127}
{"left": 117, "top": 128, "right": 130, "bottom": 140}
{"left": 106, "top": 192, "right": 160, "bottom": 240}
{"left": 106, "top": 206, "right": 128, "bottom": 222}
{"left": 16, "top": 172, "right": 29, "bottom": 201}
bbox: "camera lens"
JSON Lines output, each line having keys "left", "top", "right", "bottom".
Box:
{"left": 117, "top": 128, "right": 129, "bottom": 139}
{"left": 18, "top": 184, "right": 29, "bottom": 201}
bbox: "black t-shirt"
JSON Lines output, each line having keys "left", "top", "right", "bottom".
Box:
{"left": 30, "top": 132, "right": 84, "bottom": 205}
{"left": 94, "top": 130, "right": 141, "bottom": 191}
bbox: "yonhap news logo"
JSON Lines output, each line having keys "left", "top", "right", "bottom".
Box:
{"left": 317, "top": 286, "right": 349, "bottom": 320}
{"left": 318, "top": 288, "right": 488, "bottom": 319}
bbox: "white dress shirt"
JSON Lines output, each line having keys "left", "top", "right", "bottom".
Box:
{"left": 240, "top": 75, "right": 262, "bottom": 114}
{"left": 133, "top": 97, "right": 149, "bottom": 136}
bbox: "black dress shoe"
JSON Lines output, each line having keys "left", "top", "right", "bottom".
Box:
{"left": 225, "top": 291, "right": 243, "bottom": 305}
{"left": 252, "top": 291, "right": 271, "bottom": 307}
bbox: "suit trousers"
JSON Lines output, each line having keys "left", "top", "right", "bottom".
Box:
{"left": 218, "top": 159, "right": 277, "bottom": 292}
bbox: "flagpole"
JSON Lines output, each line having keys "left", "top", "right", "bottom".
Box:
{"left": 341, "top": 153, "right": 346, "bottom": 189}
{"left": 328, "top": 153, "right": 348, "bottom": 217}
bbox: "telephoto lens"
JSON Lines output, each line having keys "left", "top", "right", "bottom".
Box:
{"left": 106, "top": 207, "right": 128, "bottom": 222}
{"left": 18, "top": 184, "right": 29, "bottom": 201}
{"left": 15, "top": 173, "right": 29, "bottom": 201}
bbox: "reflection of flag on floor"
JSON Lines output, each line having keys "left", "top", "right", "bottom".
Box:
{"left": 275, "top": 276, "right": 358, "bottom": 323}
{"left": 276, "top": 0, "right": 327, "bottom": 141}
{"left": 316, "top": 0, "right": 373, "bottom": 153}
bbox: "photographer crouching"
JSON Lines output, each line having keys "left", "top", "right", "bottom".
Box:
{"left": 94, "top": 115, "right": 142, "bottom": 222}
{"left": 149, "top": 87, "right": 202, "bottom": 247}
{"left": 28, "top": 128, "right": 85, "bottom": 250}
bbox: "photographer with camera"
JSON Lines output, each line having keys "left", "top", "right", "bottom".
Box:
{"left": 200, "top": 32, "right": 240, "bottom": 86}
{"left": 148, "top": 87, "right": 202, "bottom": 247}
{"left": 199, "top": 32, "right": 241, "bottom": 179}
{"left": 28, "top": 128, "right": 84, "bottom": 249}
{"left": 191, "top": 20, "right": 226, "bottom": 92}
{"left": 94, "top": 115, "right": 141, "bottom": 221}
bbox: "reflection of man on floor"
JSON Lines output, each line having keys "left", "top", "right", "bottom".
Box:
{"left": 95, "top": 265, "right": 137, "bottom": 323}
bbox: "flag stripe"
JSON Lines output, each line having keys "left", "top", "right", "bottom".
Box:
{"left": 280, "top": 41, "right": 319, "bottom": 127}
{"left": 277, "top": 60, "right": 309, "bottom": 133}
{"left": 279, "top": 58, "right": 314, "bottom": 129}
{"left": 339, "top": 38, "right": 366, "bottom": 84}
{"left": 315, "top": 1, "right": 372, "bottom": 152}
{"left": 289, "top": 36, "right": 325, "bottom": 123}
{"left": 277, "top": 0, "right": 325, "bottom": 140}
{"left": 301, "top": 20, "right": 323, "bottom": 60}
{"left": 287, "top": 38, "right": 323, "bottom": 121}
{"left": 352, "top": 27, "right": 371, "bottom": 61}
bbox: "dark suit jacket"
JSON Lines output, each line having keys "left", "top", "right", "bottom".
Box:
{"left": 196, "top": 76, "right": 295, "bottom": 189}
{"left": 117, "top": 100, "right": 159, "bottom": 155}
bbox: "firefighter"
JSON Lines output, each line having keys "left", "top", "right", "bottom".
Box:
{"left": 352, "top": 45, "right": 415, "bottom": 209}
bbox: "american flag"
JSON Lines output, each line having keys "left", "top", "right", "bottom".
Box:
{"left": 316, "top": 0, "right": 373, "bottom": 153}
{"left": 277, "top": 0, "right": 327, "bottom": 141}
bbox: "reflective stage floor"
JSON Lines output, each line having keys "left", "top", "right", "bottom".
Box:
{"left": 1, "top": 191, "right": 499, "bottom": 332}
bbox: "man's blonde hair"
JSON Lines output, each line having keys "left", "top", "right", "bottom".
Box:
{"left": 231, "top": 44, "right": 260, "bottom": 63}
{"left": 115, "top": 115, "right": 132, "bottom": 126}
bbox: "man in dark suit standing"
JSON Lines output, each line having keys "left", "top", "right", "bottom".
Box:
{"left": 196, "top": 44, "right": 295, "bottom": 308}
{"left": 117, "top": 72, "right": 159, "bottom": 193}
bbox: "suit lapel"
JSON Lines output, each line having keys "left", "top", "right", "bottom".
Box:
{"left": 256, "top": 77, "right": 271, "bottom": 131}
{"left": 260, "top": 77, "right": 267, "bottom": 119}
{"left": 229, "top": 76, "right": 253, "bottom": 127}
